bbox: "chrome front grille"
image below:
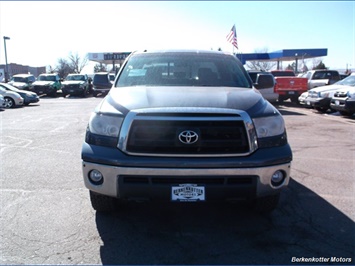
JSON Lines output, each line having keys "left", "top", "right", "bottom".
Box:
{"left": 118, "top": 109, "right": 257, "bottom": 157}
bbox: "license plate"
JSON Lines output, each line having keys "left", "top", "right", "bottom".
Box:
{"left": 171, "top": 184, "right": 205, "bottom": 202}
{"left": 335, "top": 100, "right": 340, "bottom": 106}
{"left": 70, "top": 90, "right": 74, "bottom": 92}
{"left": 288, "top": 91, "right": 295, "bottom": 95}
{"left": 306, "top": 101, "right": 311, "bottom": 106}
{"left": 39, "top": 91, "right": 43, "bottom": 94}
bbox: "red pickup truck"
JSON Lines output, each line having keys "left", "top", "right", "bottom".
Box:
{"left": 270, "top": 70, "right": 308, "bottom": 103}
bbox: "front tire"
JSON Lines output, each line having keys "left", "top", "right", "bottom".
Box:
{"left": 340, "top": 111, "right": 354, "bottom": 116}
{"left": 89, "top": 191, "right": 117, "bottom": 212}
{"left": 4, "top": 97, "right": 15, "bottom": 108}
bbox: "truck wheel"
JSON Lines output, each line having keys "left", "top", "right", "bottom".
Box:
{"left": 340, "top": 111, "right": 354, "bottom": 116}
{"left": 290, "top": 96, "right": 300, "bottom": 104}
{"left": 89, "top": 191, "right": 117, "bottom": 212}
{"left": 315, "top": 106, "right": 328, "bottom": 113}
{"left": 278, "top": 95, "right": 288, "bottom": 103}
{"left": 253, "top": 193, "right": 280, "bottom": 213}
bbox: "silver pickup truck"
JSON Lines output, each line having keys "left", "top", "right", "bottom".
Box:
{"left": 81, "top": 50, "right": 293, "bottom": 213}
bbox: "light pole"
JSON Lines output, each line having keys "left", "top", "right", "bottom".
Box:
{"left": 3, "top": 36, "right": 10, "bottom": 82}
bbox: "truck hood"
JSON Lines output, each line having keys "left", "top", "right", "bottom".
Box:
{"left": 32, "top": 81, "right": 54, "bottom": 86}
{"left": 97, "top": 86, "right": 277, "bottom": 118}
{"left": 62, "top": 81, "right": 85, "bottom": 85}
{"left": 334, "top": 86, "right": 355, "bottom": 94}
{"left": 309, "top": 84, "right": 354, "bottom": 93}
{"left": 9, "top": 82, "right": 28, "bottom": 88}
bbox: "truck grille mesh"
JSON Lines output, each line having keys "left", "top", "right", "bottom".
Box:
{"left": 126, "top": 119, "right": 249, "bottom": 155}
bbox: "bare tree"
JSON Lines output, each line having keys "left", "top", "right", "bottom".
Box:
{"left": 245, "top": 47, "right": 277, "bottom": 71}
{"left": 55, "top": 58, "right": 72, "bottom": 78}
{"left": 68, "top": 52, "right": 88, "bottom": 73}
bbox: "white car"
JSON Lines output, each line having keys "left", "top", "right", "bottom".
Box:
{"left": 298, "top": 91, "right": 309, "bottom": 106}
{"left": 304, "top": 73, "right": 355, "bottom": 112}
{"left": 0, "top": 86, "right": 24, "bottom": 108}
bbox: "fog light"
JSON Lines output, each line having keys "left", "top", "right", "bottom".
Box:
{"left": 271, "top": 170, "right": 285, "bottom": 187}
{"left": 89, "top": 170, "right": 104, "bottom": 185}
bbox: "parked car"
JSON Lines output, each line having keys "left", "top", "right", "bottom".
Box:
{"left": 31, "top": 73, "right": 62, "bottom": 97}
{"left": 0, "top": 86, "right": 24, "bottom": 108}
{"left": 0, "top": 83, "right": 39, "bottom": 106}
{"left": 298, "top": 91, "right": 309, "bottom": 106}
{"left": 82, "top": 49, "right": 292, "bottom": 213}
{"left": 61, "top": 74, "right": 91, "bottom": 97}
{"left": 92, "top": 72, "right": 113, "bottom": 97}
{"left": 248, "top": 71, "right": 278, "bottom": 103}
{"left": 8, "top": 74, "right": 36, "bottom": 90}
{"left": 330, "top": 73, "right": 355, "bottom": 116}
{"left": 304, "top": 73, "right": 355, "bottom": 112}
{"left": 305, "top": 70, "right": 341, "bottom": 90}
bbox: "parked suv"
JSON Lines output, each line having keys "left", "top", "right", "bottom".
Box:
{"left": 82, "top": 50, "right": 293, "bottom": 213}
{"left": 247, "top": 71, "right": 278, "bottom": 103}
{"left": 31, "top": 73, "right": 62, "bottom": 97}
{"left": 8, "top": 74, "right": 36, "bottom": 90}
{"left": 330, "top": 73, "right": 355, "bottom": 116}
{"left": 61, "top": 74, "right": 91, "bottom": 97}
{"left": 92, "top": 72, "right": 112, "bottom": 97}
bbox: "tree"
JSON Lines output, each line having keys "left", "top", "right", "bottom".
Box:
{"left": 94, "top": 63, "right": 108, "bottom": 73}
{"left": 68, "top": 52, "right": 88, "bottom": 73}
{"left": 55, "top": 58, "right": 72, "bottom": 78}
{"left": 52, "top": 52, "right": 89, "bottom": 78}
{"left": 313, "top": 60, "right": 327, "bottom": 70}
{"left": 245, "top": 47, "right": 277, "bottom": 71}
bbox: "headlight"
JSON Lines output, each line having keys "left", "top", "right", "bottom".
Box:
{"left": 88, "top": 112, "right": 123, "bottom": 137}
{"left": 252, "top": 115, "right": 285, "bottom": 138}
{"left": 319, "top": 91, "right": 329, "bottom": 98}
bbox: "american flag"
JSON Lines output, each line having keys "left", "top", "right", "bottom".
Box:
{"left": 226, "top": 25, "right": 238, "bottom": 49}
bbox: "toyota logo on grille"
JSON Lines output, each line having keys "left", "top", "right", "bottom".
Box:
{"left": 178, "top": 130, "right": 199, "bottom": 144}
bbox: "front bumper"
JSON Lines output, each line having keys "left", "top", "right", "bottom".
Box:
{"left": 305, "top": 97, "right": 330, "bottom": 108}
{"left": 82, "top": 143, "right": 292, "bottom": 201}
{"left": 24, "top": 96, "right": 40, "bottom": 104}
{"left": 330, "top": 98, "right": 355, "bottom": 113}
{"left": 62, "top": 87, "right": 85, "bottom": 95}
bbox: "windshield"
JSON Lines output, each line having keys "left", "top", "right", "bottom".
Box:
{"left": 66, "top": 75, "right": 86, "bottom": 81}
{"left": 38, "top": 75, "right": 56, "bottom": 81}
{"left": 13, "top": 77, "right": 28, "bottom": 83}
{"left": 116, "top": 52, "right": 251, "bottom": 88}
{"left": 335, "top": 75, "right": 355, "bottom": 86}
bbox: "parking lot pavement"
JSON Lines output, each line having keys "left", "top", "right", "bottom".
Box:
{"left": 0, "top": 98, "right": 354, "bottom": 264}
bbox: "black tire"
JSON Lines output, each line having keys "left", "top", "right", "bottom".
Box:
{"left": 278, "top": 95, "right": 288, "bottom": 103}
{"left": 340, "top": 111, "right": 354, "bottom": 116}
{"left": 93, "top": 91, "right": 98, "bottom": 97}
{"left": 89, "top": 191, "right": 117, "bottom": 212}
{"left": 4, "top": 97, "right": 15, "bottom": 108}
{"left": 315, "top": 106, "right": 328, "bottom": 113}
{"left": 290, "top": 96, "right": 300, "bottom": 104}
{"left": 253, "top": 194, "right": 280, "bottom": 213}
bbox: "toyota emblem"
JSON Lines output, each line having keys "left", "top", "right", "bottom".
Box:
{"left": 178, "top": 130, "right": 199, "bottom": 144}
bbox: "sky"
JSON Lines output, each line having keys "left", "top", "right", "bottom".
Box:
{"left": 0, "top": 1, "right": 354, "bottom": 73}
